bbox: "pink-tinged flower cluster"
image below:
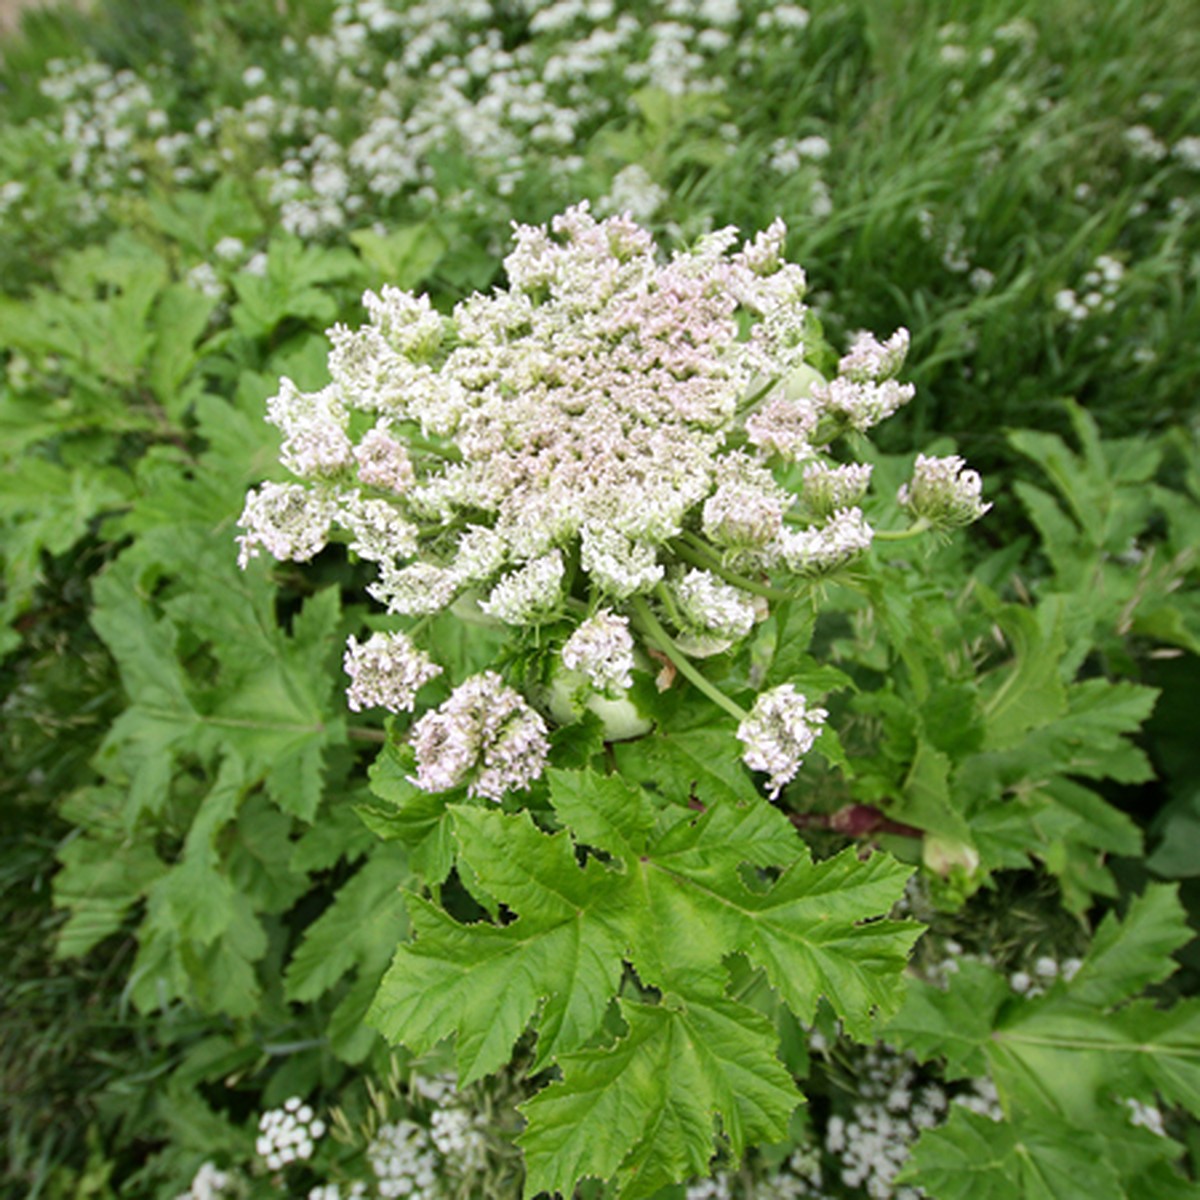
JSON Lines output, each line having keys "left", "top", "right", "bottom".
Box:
{"left": 737, "top": 685, "right": 829, "bottom": 799}
{"left": 343, "top": 631, "right": 441, "bottom": 714}
{"left": 561, "top": 609, "right": 636, "bottom": 695}
{"left": 237, "top": 203, "right": 988, "bottom": 801}
{"left": 409, "top": 671, "right": 549, "bottom": 801}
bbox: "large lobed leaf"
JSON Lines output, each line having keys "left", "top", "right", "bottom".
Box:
{"left": 370, "top": 767, "right": 918, "bottom": 1196}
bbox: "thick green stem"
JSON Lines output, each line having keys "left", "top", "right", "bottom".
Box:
{"left": 629, "top": 595, "right": 747, "bottom": 723}
{"left": 873, "top": 518, "right": 932, "bottom": 542}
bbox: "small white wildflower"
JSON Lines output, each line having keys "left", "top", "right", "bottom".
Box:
{"left": 410, "top": 1072, "right": 459, "bottom": 1106}
{"left": 1124, "top": 123, "right": 1167, "bottom": 162}
{"left": 368, "top": 1121, "right": 439, "bottom": 1199}
{"left": 737, "top": 684, "right": 827, "bottom": 798}
{"left": 344, "top": 631, "right": 442, "bottom": 714}
{"left": 812, "top": 377, "right": 915, "bottom": 432}
{"left": 1173, "top": 135, "right": 1200, "bottom": 171}
{"left": 898, "top": 454, "right": 991, "bottom": 527}
{"left": 186, "top": 262, "right": 224, "bottom": 300}
{"left": 430, "top": 1107, "right": 489, "bottom": 1172}
{"left": 354, "top": 423, "right": 416, "bottom": 493}
{"left": 267, "top": 379, "right": 354, "bottom": 479}
{"left": 337, "top": 492, "right": 421, "bottom": 562}
{"left": 255, "top": 1098, "right": 326, "bottom": 1171}
{"left": 410, "top": 671, "right": 549, "bottom": 800}
{"left": 176, "top": 1161, "right": 230, "bottom": 1200}
{"left": 745, "top": 392, "right": 819, "bottom": 460}
{"left": 580, "top": 526, "right": 664, "bottom": 598}
{"left": 369, "top": 560, "right": 461, "bottom": 616}
{"left": 795, "top": 134, "right": 831, "bottom": 161}
{"left": 562, "top": 609, "right": 636, "bottom": 694}
{"left": 701, "top": 456, "right": 787, "bottom": 550}
{"left": 1124, "top": 1097, "right": 1167, "bottom": 1137}
{"left": 597, "top": 163, "right": 668, "bottom": 223}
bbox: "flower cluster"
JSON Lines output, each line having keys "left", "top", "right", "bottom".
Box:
{"left": 561, "top": 609, "right": 636, "bottom": 694}
{"left": 344, "top": 631, "right": 442, "bottom": 713}
{"left": 241, "top": 204, "right": 984, "bottom": 800}
{"left": 367, "top": 1120, "right": 440, "bottom": 1199}
{"left": 174, "top": 1162, "right": 231, "bottom": 1200}
{"left": 823, "top": 1043, "right": 948, "bottom": 1199}
{"left": 898, "top": 454, "right": 991, "bottom": 528}
{"left": 736, "top": 685, "right": 828, "bottom": 798}
{"left": 255, "top": 1097, "right": 327, "bottom": 1171}
{"left": 429, "top": 1107, "right": 489, "bottom": 1172}
{"left": 409, "top": 671, "right": 549, "bottom": 800}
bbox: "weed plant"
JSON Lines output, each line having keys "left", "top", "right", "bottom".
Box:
{"left": 1, "top": 1, "right": 1198, "bottom": 1197}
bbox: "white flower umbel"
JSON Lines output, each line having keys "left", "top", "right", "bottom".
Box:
{"left": 561, "top": 609, "right": 636, "bottom": 694}
{"left": 368, "top": 1120, "right": 439, "bottom": 1200}
{"left": 800, "top": 461, "right": 873, "bottom": 519}
{"left": 811, "top": 376, "right": 915, "bottom": 434}
{"left": 670, "top": 569, "right": 757, "bottom": 641}
{"left": 776, "top": 507, "right": 873, "bottom": 576}
{"left": 838, "top": 327, "right": 910, "bottom": 382}
{"left": 737, "top": 684, "right": 828, "bottom": 798}
{"left": 898, "top": 454, "right": 991, "bottom": 528}
{"left": 478, "top": 549, "right": 566, "bottom": 625}
{"left": 430, "top": 1107, "right": 489, "bottom": 1173}
{"left": 241, "top": 204, "right": 826, "bottom": 620}
{"left": 175, "top": 1162, "right": 230, "bottom": 1200}
{"left": 255, "top": 1096, "right": 327, "bottom": 1172}
{"left": 344, "top": 631, "right": 442, "bottom": 713}
{"left": 409, "top": 671, "right": 549, "bottom": 800}
{"left": 236, "top": 482, "right": 334, "bottom": 568}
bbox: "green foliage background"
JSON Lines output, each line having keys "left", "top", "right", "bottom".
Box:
{"left": 2, "top": 0, "right": 1199, "bottom": 1196}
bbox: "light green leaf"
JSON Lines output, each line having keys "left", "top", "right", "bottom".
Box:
{"left": 892, "top": 738, "right": 975, "bottom": 845}
{"left": 901, "top": 1108, "right": 1123, "bottom": 1200}
{"left": 518, "top": 991, "right": 798, "bottom": 1200}
{"left": 1069, "top": 885, "right": 1190, "bottom": 1008}
{"left": 369, "top": 809, "right": 628, "bottom": 1080}
{"left": 363, "top": 744, "right": 457, "bottom": 882}
{"left": 350, "top": 223, "right": 447, "bottom": 289}
{"left": 284, "top": 844, "right": 410, "bottom": 1002}
{"left": 886, "top": 960, "right": 1011, "bottom": 1079}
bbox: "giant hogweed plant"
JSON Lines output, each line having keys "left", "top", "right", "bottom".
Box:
{"left": 235, "top": 205, "right": 995, "bottom": 1196}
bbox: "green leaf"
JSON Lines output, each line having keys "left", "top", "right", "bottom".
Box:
{"left": 545, "top": 767, "right": 658, "bottom": 862}
{"left": 284, "top": 844, "right": 410, "bottom": 1002}
{"left": 886, "top": 960, "right": 1011, "bottom": 1079}
{"left": 517, "top": 990, "right": 798, "bottom": 1200}
{"left": 978, "top": 596, "right": 1068, "bottom": 749}
{"left": 1069, "top": 885, "right": 1191, "bottom": 1008}
{"left": 52, "top": 789, "right": 168, "bottom": 958}
{"left": 891, "top": 738, "right": 975, "bottom": 846}
{"left": 369, "top": 773, "right": 916, "bottom": 1191}
{"left": 686, "top": 847, "right": 919, "bottom": 1041}
{"left": 363, "top": 743, "right": 457, "bottom": 882}
{"left": 369, "top": 809, "right": 629, "bottom": 1080}
{"left": 901, "top": 1108, "right": 1123, "bottom": 1200}
{"left": 614, "top": 698, "right": 761, "bottom": 806}
{"left": 1111, "top": 999, "right": 1200, "bottom": 1117}
{"left": 350, "top": 223, "right": 447, "bottom": 289}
